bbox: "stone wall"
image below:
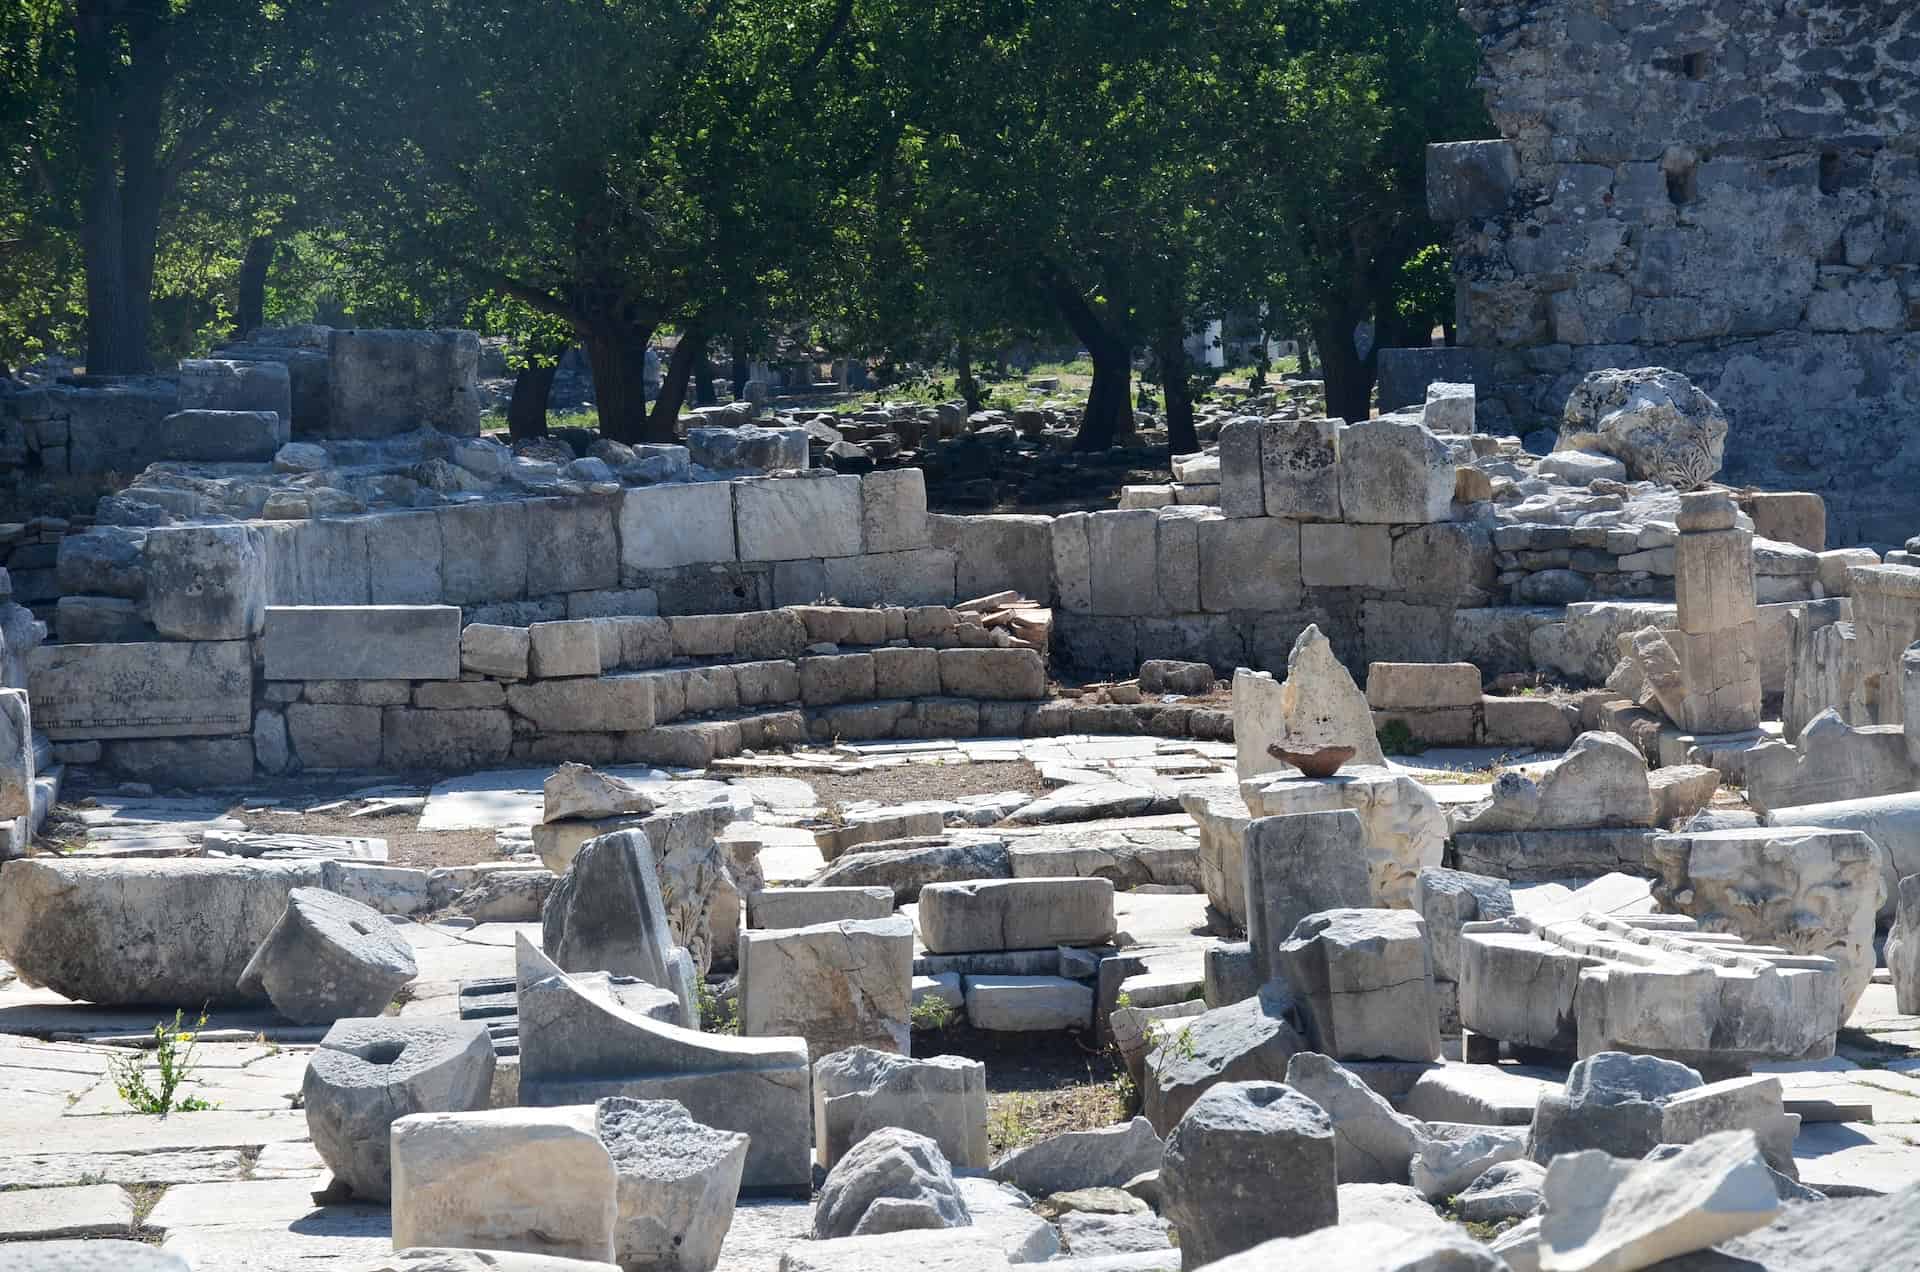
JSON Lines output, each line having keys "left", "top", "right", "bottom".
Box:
{"left": 1432, "top": 0, "right": 1920, "bottom": 544}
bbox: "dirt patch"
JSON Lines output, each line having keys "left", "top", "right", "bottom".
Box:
{"left": 227, "top": 807, "right": 501, "bottom": 870}
{"left": 914, "top": 1021, "right": 1129, "bottom": 1154}
{"left": 787, "top": 760, "right": 1048, "bottom": 812}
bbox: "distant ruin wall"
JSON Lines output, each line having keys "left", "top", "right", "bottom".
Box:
{"left": 1432, "top": 0, "right": 1920, "bottom": 545}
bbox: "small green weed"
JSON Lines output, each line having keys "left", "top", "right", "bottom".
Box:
{"left": 696, "top": 979, "right": 739, "bottom": 1035}
{"left": 111, "top": 1010, "right": 217, "bottom": 1115}
{"left": 909, "top": 994, "right": 956, "bottom": 1032}
{"left": 1376, "top": 719, "right": 1426, "bottom": 756}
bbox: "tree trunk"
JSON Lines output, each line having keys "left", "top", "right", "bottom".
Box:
{"left": 955, "top": 335, "right": 982, "bottom": 414}
{"left": 507, "top": 363, "right": 557, "bottom": 440}
{"left": 1315, "top": 311, "right": 1372, "bottom": 423}
{"left": 1293, "top": 333, "right": 1312, "bottom": 377}
{"left": 1042, "top": 272, "right": 1132, "bottom": 451}
{"left": 730, "top": 353, "right": 750, "bottom": 401}
{"left": 1156, "top": 326, "right": 1198, "bottom": 457}
{"left": 74, "top": 9, "right": 165, "bottom": 376}
{"left": 234, "top": 233, "right": 276, "bottom": 339}
{"left": 648, "top": 327, "right": 702, "bottom": 438}
{"left": 693, "top": 338, "right": 718, "bottom": 405}
{"left": 582, "top": 318, "right": 659, "bottom": 444}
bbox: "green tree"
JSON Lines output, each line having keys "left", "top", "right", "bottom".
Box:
{"left": 3, "top": 1, "right": 327, "bottom": 374}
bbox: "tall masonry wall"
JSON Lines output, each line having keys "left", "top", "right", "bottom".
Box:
{"left": 1429, "top": 0, "right": 1920, "bottom": 545}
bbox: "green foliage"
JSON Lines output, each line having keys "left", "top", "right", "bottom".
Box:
{"left": 1376, "top": 719, "right": 1427, "bottom": 757}
{"left": 909, "top": 994, "right": 956, "bottom": 1032}
{"left": 695, "top": 979, "right": 739, "bottom": 1036}
{"left": 111, "top": 1011, "right": 217, "bottom": 1115}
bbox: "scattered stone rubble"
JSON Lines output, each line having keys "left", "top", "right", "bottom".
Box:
{"left": 6, "top": 341, "right": 1920, "bottom": 1272}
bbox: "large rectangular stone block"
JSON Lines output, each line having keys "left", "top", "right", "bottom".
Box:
{"left": 1301, "top": 523, "right": 1390, "bottom": 588}
{"left": 364, "top": 510, "right": 445, "bottom": 604}
{"left": 282, "top": 516, "right": 373, "bottom": 605}
{"left": 1050, "top": 511, "right": 1093, "bottom": 614}
{"left": 28, "top": 640, "right": 252, "bottom": 739}
{"left": 327, "top": 328, "right": 480, "bottom": 438}
{"left": 929, "top": 514, "right": 1054, "bottom": 600}
{"left": 1244, "top": 809, "right": 1371, "bottom": 982}
{"left": 1198, "top": 517, "right": 1301, "bottom": 612}
{"left": 382, "top": 706, "right": 514, "bottom": 770}
{"left": 144, "top": 524, "right": 267, "bottom": 639}
{"left": 153, "top": 409, "right": 287, "bottom": 462}
{"left": 1216, "top": 418, "right": 1265, "bottom": 516}
{"left": 1088, "top": 509, "right": 1159, "bottom": 616}
{"left": 506, "top": 674, "right": 657, "bottom": 732}
{"left": 821, "top": 548, "right": 957, "bottom": 607}
{"left": 618, "top": 482, "right": 738, "bottom": 572}
{"left": 286, "top": 702, "right": 382, "bottom": 769}
{"left": 1262, "top": 417, "right": 1342, "bottom": 521}
{"left": 527, "top": 497, "right": 619, "bottom": 594}
{"left": 1155, "top": 509, "right": 1206, "bottom": 611}
{"left": 739, "top": 916, "right": 913, "bottom": 1060}
{"left": 735, "top": 476, "right": 862, "bottom": 561}
{"left": 860, "top": 468, "right": 931, "bottom": 552}
{"left": 1338, "top": 417, "right": 1454, "bottom": 524}
{"left": 917, "top": 878, "right": 1116, "bottom": 953}
{"left": 1676, "top": 527, "right": 1757, "bottom": 634}
{"left": 438, "top": 501, "right": 529, "bottom": 604}
{"left": 262, "top": 606, "right": 461, "bottom": 681}
{"left": 177, "top": 357, "right": 293, "bottom": 425}
{"left": 938, "top": 647, "right": 1046, "bottom": 699}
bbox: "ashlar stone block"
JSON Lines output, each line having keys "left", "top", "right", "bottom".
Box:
{"left": 1275, "top": 908, "right": 1441, "bottom": 1062}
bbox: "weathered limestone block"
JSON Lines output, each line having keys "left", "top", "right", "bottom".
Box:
{"left": 735, "top": 475, "right": 862, "bottom": 561}
{"left": 507, "top": 675, "right": 656, "bottom": 733}
{"left": 515, "top": 935, "right": 813, "bottom": 1192}
{"left": 390, "top": 1106, "right": 617, "bottom": 1262}
{"left": 0, "top": 1243, "right": 190, "bottom": 1271}
{"left": 542, "top": 829, "right": 696, "bottom": 1023}
{"left": 988, "top": 1117, "right": 1163, "bottom": 1197}
{"left": 1365, "top": 662, "right": 1481, "bottom": 710}
{"left": 1179, "top": 787, "right": 1250, "bottom": 929}
{"left": 814, "top": 1046, "right": 989, "bottom": 1172}
{"left": 859, "top": 467, "right": 931, "bottom": 553}
{"left": 58, "top": 526, "right": 148, "bottom": 599}
{"left": 813, "top": 838, "right": 1013, "bottom": 903}
{"left": 144, "top": 524, "right": 266, "bottom": 640}
{"left": 1160, "top": 1081, "right": 1336, "bottom": 1269}
{"left": 618, "top": 483, "right": 738, "bottom": 573}
{"left": 1455, "top": 731, "right": 1655, "bottom": 834}
{"left": 1198, "top": 1222, "right": 1505, "bottom": 1271}
{"left": 596, "top": 1096, "right": 747, "bottom": 1272}
{"left": 1196, "top": 515, "right": 1300, "bottom": 611}
{"left": 263, "top": 605, "right": 460, "bottom": 681}
{"left": 1087, "top": 509, "right": 1162, "bottom": 616}
{"left": 750, "top": 887, "right": 894, "bottom": 930}
{"left": 154, "top": 408, "right": 287, "bottom": 461}
{"left": 1746, "top": 709, "right": 1918, "bottom": 813}
{"left": 544, "top": 763, "right": 659, "bottom": 822}
{"left": 1142, "top": 984, "right": 1306, "bottom": 1136}
{"left": 1242, "top": 810, "right": 1372, "bottom": 982}
{"left": 1558, "top": 367, "right": 1729, "bottom": 489}
{"left": 1300, "top": 522, "right": 1391, "bottom": 588}
{"left": 961, "top": 974, "right": 1090, "bottom": 1031}
{"left": 1215, "top": 418, "right": 1266, "bottom": 517}
{"left": 916, "top": 877, "right": 1115, "bottom": 954}
{"left": 1242, "top": 766, "right": 1446, "bottom": 911}
{"left": 0, "top": 857, "right": 345, "bottom": 1004}
{"left": 1234, "top": 624, "right": 1386, "bottom": 779}
{"left": 302, "top": 1017, "right": 495, "bottom": 1200}
{"left": 937, "top": 647, "right": 1046, "bottom": 699}
{"left": 1459, "top": 911, "right": 1843, "bottom": 1066}
{"left": 178, "top": 356, "right": 293, "bottom": 423}
{"left": 1337, "top": 417, "right": 1454, "bottom": 524}
{"left": 0, "top": 690, "right": 29, "bottom": 820}
{"left": 1651, "top": 825, "right": 1883, "bottom": 1021}
{"left": 1414, "top": 867, "right": 1513, "bottom": 984}
{"left": 240, "top": 886, "right": 416, "bottom": 1023}
{"left": 1275, "top": 908, "right": 1440, "bottom": 1062}
{"left": 1887, "top": 874, "right": 1920, "bottom": 1015}
{"left": 814, "top": 1127, "right": 970, "bottom": 1239}
{"left": 528, "top": 619, "right": 603, "bottom": 678}
{"left": 1283, "top": 1051, "right": 1425, "bottom": 1184}
{"left": 1537, "top": 1131, "right": 1778, "bottom": 1271}
{"left": 739, "top": 916, "right": 913, "bottom": 1059}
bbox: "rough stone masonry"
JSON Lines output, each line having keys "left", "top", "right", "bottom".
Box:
{"left": 1428, "top": 0, "right": 1920, "bottom": 545}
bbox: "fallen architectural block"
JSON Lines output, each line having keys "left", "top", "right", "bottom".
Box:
{"left": 1537, "top": 1130, "right": 1779, "bottom": 1271}
{"left": 1283, "top": 1052, "right": 1425, "bottom": 1185}
{"left": 1460, "top": 911, "right": 1844, "bottom": 1066}
{"left": 987, "top": 1116, "right": 1164, "bottom": 1198}
{"left": 750, "top": 886, "right": 896, "bottom": 929}
{"left": 1275, "top": 908, "right": 1440, "bottom": 1063}
{"left": 144, "top": 524, "right": 267, "bottom": 640}
{"left": 302, "top": 1017, "right": 496, "bottom": 1200}
{"left": 962, "top": 974, "right": 1092, "bottom": 1031}
{"left": 1766, "top": 790, "right": 1920, "bottom": 913}
{"left": 739, "top": 916, "right": 913, "bottom": 1058}
{"left": 1888, "top": 874, "right": 1920, "bottom": 1015}
{"left": 1142, "top": 984, "right": 1306, "bottom": 1136}
{"left": 1527, "top": 1052, "right": 1799, "bottom": 1179}
{"left": 542, "top": 829, "right": 697, "bottom": 1025}
{"left": 1180, "top": 787, "right": 1249, "bottom": 929}
{"left": 916, "top": 877, "right": 1116, "bottom": 953}
{"left": 0, "top": 1243, "right": 192, "bottom": 1271}
{"left": 813, "top": 1127, "right": 970, "bottom": 1239}
{"left": 0, "top": 689, "right": 29, "bottom": 820}
{"left": 155, "top": 407, "right": 287, "bottom": 461}
{"left": 1161, "top": 1081, "right": 1337, "bottom": 1269}
{"left": 239, "top": 886, "right": 417, "bottom": 1023}
{"left": 1242, "top": 810, "right": 1371, "bottom": 983}
{"left": 1191, "top": 1220, "right": 1505, "bottom": 1271}
{"left": 812, "top": 837, "right": 1013, "bottom": 903}
{"left": 515, "top": 936, "right": 812, "bottom": 1192}
{"left": 1454, "top": 731, "right": 1655, "bottom": 834}
{"left": 1339, "top": 416, "right": 1455, "bottom": 525}
{"left": 1242, "top": 765, "right": 1446, "bottom": 910}
{"left": 261, "top": 605, "right": 461, "bottom": 681}
{"left": 0, "top": 857, "right": 341, "bottom": 1005}
{"left": 390, "top": 1106, "right": 618, "bottom": 1262}
{"left": 1651, "top": 824, "right": 1884, "bottom": 1021}
{"left": 814, "top": 1046, "right": 989, "bottom": 1172}
{"left": 597, "top": 1097, "right": 747, "bottom": 1272}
